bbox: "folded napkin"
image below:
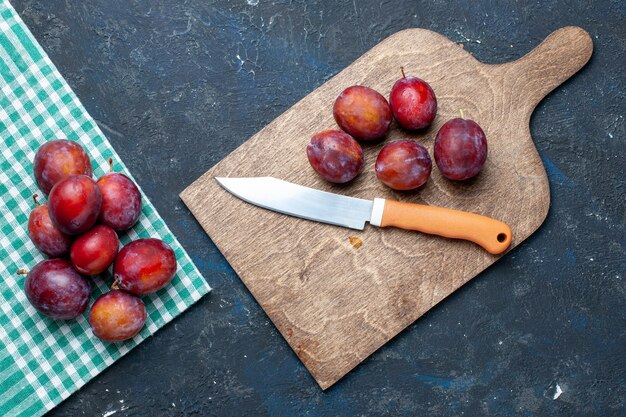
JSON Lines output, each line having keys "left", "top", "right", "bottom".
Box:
{"left": 0, "top": 2, "right": 211, "bottom": 416}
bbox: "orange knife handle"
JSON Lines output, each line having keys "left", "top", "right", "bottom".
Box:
{"left": 372, "top": 199, "right": 512, "bottom": 255}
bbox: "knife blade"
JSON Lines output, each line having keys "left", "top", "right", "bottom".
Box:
{"left": 215, "top": 177, "right": 512, "bottom": 254}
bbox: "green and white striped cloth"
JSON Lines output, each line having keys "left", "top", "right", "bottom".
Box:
{"left": 0, "top": 2, "right": 211, "bottom": 416}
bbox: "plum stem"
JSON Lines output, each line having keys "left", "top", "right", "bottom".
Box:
{"left": 111, "top": 278, "right": 120, "bottom": 290}
{"left": 17, "top": 268, "right": 29, "bottom": 275}
{"left": 460, "top": 109, "right": 465, "bottom": 119}
{"left": 400, "top": 67, "right": 406, "bottom": 78}
{"left": 107, "top": 157, "right": 114, "bottom": 173}
{"left": 32, "top": 194, "right": 39, "bottom": 207}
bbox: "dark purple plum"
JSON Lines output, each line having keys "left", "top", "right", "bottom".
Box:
{"left": 434, "top": 117, "right": 487, "bottom": 180}
{"left": 113, "top": 238, "right": 177, "bottom": 295}
{"left": 28, "top": 194, "right": 72, "bottom": 257}
{"left": 333, "top": 86, "right": 392, "bottom": 141}
{"left": 48, "top": 175, "right": 102, "bottom": 235}
{"left": 33, "top": 139, "right": 92, "bottom": 195}
{"left": 97, "top": 159, "right": 142, "bottom": 231}
{"left": 70, "top": 225, "right": 119, "bottom": 276}
{"left": 307, "top": 130, "right": 364, "bottom": 183}
{"left": 21, "top": 259, "right": 91, "bottom": 319}
{"left": 389, "top": 68, "right": 437, "bottom": 130}
{"left": 375, "top": 140, "right": 432, "bottom": 190}
{"left": 89, "top": 290, "right": 146, "bottom": 342}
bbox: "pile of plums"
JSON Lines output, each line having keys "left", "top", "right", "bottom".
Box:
{"left": 21, "top": 139, "right": 177, "bottom": 342}
{"left": 306, "top": 68, "right": 488, "bottom": 189}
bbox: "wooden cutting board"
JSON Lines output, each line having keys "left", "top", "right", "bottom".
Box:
{"left": 181, "top": 27, "right": 592, "bottom": 389}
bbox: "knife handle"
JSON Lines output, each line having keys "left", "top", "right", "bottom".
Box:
{"left": 371, "top": 199, "right": 512, "bottom": 254}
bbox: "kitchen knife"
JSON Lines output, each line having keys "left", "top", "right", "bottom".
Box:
{"left": 215, "top": 177, "right": 512, "bottom": 254}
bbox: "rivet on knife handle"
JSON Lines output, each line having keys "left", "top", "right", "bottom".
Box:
{"left": 370, "top": 198, "right": 512, "bottom": 254}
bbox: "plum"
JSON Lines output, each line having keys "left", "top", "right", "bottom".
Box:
{"left": 113, "top": 238, "right": 177, "bottom": 295}
{"left": 306, "top": 130, "right": 364, "bottom": 183}
{"left": 89, "top": 290, "right": 146, "bottom": 342}
{"left": 21, "top": 259, "right": 91, "bottom": 319}
{"left": 375, "top": 140, "right": 432, "bottom": 190}
{"left": 33, "top": 139, "right": 92, "bottom": 195}
{"left": 48, "top": 175, "right": 102, "bottom": 235}
{"left": 28, "top": 194, "right": 72, "bottom": 257}
{"left": 434, "top": 116, "right": 487, "bottom": 180}
{"left": 97, "top": 159, "right": 142, "bottom": 231}
{"left": 333, "top": 85, "right": 392, "bottom": 141}
{"left": 389, "top": 68, "right": 437, "bottom": 130}
{"left": 70, "top": 225, "right": 119, "bottom": 276}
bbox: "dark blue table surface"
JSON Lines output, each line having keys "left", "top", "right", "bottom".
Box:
{"left": 11, "top": 0, "right": 625, "bottom": 416}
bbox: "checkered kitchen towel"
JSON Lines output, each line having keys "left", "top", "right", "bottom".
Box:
{"left": 0, "top": 2, "right": 211, "bottom": 416}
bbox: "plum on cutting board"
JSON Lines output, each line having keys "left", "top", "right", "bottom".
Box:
{"left": 333, "top": 85, "right": 392, "bottom": 141}
{"left": 434, "top": 116, "right": 487, "bottom": 181}
{"left": 389, "top": 68, "right": 437, "bottom": 130}
{"left": 307, "top": 130, "right": 364, "bottom": 183}
{"left": 375, "top": 140, "right": 432, "bottom": 190}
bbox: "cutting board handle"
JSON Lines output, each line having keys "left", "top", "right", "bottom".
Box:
{"left": 494, "top": 26, "right": 593, "bottom": 111}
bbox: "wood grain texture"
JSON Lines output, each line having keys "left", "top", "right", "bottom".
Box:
{"left": 180, "top": 27, "right": 592, "bottom": 389}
